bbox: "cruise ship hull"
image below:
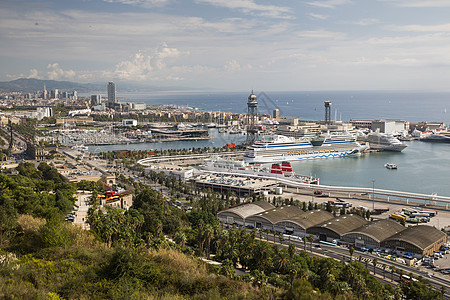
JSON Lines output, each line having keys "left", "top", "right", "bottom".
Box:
{"left": 243, "top": 147, "right": 364, "bottom": 164}
{"left": 420, "top": 134, "right": 450, "bottom": 143}
{"left": 365, "top": 132, "right": 408, "bottom": 152}
{"left": 368, "top": 144, "right": 407, "bottom": 152}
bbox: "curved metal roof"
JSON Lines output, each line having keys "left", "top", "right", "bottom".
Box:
{"left": 217, "top": 201, "right": 274, "bottom": 220}
{"left": 307, "top": 214, "right": 369, "bottom": 237}
{"left": 382, "top": 225, "right": 447, "bottom": 251}
{"left": 342, "top": 219, "right": 406, "bottom": 243}
{"left": 275, "top": 210, "right": 334, "bottom": 230}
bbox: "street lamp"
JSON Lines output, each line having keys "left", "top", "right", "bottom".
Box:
{"left": 372, "top": 179, "right": 375, "bottom": 210}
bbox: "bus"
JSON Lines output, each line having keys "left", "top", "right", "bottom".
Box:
{"left": 402, "top": 208, "right": 418, "bottom": 216}
{"left": 401, "top": 275, "right": 417, "bottom": 283}
{"left": 319, "top": 240, "right": 337, "bottom": 247}
{"left": 419, "top": 210, "right": 437, "bottom": 217}
{"left": 411, "top": 212, "right": 431, "bottom": 218}
{"left": 390, "top": 213, "right": 406, "bottom": 222}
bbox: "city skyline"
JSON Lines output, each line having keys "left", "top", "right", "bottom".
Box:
{"left": 2, "top": 0, "right": 450, "bottom": 91}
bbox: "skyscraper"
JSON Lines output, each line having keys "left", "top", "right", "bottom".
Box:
{"left": 107, "top": 82, "right": 116, "bottom": 108}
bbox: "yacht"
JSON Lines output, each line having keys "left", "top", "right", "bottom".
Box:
{"left": 365, "top": 132, "right": 407, "bottom": 152}
{"left": 420, "top": 131, "right": 450, "bottom": 143}
{"left": 385, "top": 163, "right": 397, "bottom": 169}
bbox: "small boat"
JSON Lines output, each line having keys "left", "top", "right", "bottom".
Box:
{"left": 385, "top": 163, "right": 397, "bottom": 169}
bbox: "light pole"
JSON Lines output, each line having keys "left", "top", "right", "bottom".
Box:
{"left": 372, "top": 179, "right": 375, "bottom": 210}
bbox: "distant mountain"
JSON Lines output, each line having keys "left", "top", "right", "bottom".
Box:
{"left": 0, "top": 78, "right": 105, "bottom": 93}
{"left": 0, "top": 78, "right": 199, "bottom": 93}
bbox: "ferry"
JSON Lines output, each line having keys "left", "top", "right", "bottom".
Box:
{"left": 243, "top": 132, "right": 367, "bottom": 164}
{"left": 385, "top": 163, "right": 398, "bottom": 169}
{"left": 201, "top": 158, "right": 319, "bottom": 184}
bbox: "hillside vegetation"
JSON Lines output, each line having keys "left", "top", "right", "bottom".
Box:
{"left": 0, "top": 163, "right": 443, "bottom": 299}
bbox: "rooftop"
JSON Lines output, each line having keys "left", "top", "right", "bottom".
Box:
{"left": 309, "top": 214, "right": 369, "bottom": 236}
{"left": 252, "top": 205, "right": 305, "bottom": 224}
{"left": 342, "top": 219, "right": 406, "bottom": 242}
{"left": 217, "top": 201, "right": 275, "bottom": 220}
{"left": 383, "top": 225, "right": 447, "bottom": 250}
{"left": 278, "top": 210, "right": 334, "bottom": 229}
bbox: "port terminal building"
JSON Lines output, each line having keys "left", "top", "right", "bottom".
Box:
{"left": 217, "top": 202, "right": 447, "bottom": 258}
{"left": 381, "top": 225, "right": 448, "bottom": 257}
{"left": 306, "top": 214, "right": 369, "bottom": 241}
{"left": 341, "top": 219, "right": 405, "bottom": 249}
{"left": 192, "top": 174, "right": 279, "bottom": 196}
{"left": 217, "top": 201, "right": 274, "bottom": 226}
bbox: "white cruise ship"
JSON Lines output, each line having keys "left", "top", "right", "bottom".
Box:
{"left": 243, "top": 133, "right": 367, "bottom": 164}
{"left": 365, "top": 132, "right": 407, "bottom": 152}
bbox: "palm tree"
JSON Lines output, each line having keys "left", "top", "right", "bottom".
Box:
{"left": 382, "top": 263, "right": 387, "bottom": 279}
{"left": 302, "top": 237, "right": 307, "bottom": 251}
{"left": 349, "top": 246, "right": 354, "bottom": 262}
{"left": 173, "top": 231, "right": 187, "bottom": 247}
{"left": 389, "top": 266, "right": 396, "bottom": 282}
{"left": 372, "top": 258, "right": 378, "bottom": 275}
{"left": 307, "top": 234, "right": 314, "bottom": 252}
{"left": 288, "top": 243, "right": 296, "bottom": 259}
{"left": 278, "top": 233, "right": 285, "bottom": 245}
{"left": 204, "top": 224, "right": 214, "bottom": 259}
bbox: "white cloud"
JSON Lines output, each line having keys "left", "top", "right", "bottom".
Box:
{"left": 114, "top": 52, "right": 153, "bottom": 81}
{"left": 308, "top": 13, "right": 328, "bottom": 20}
{"left": 103, "top": 0, "right": 171, "bottom": 7}
{"left": 113, "top": 44, "right": 186, "bottom": 81}
{"left": 195, "top": 0, "right": 293, "bottom": 19}
{"left": 224, "top": 59, "right": 252, "bottom": 71}
{"left": 28, "top": 69, "right": 40, "bottom": 79}
{"left": 47, "top": 63, "right": 76, "bottom": 80}
{"left": 380, "top": 0, "right": 450, "bottom": 7}
{"left": 306, "top": 0, "right": 353, "bottom": 9}
{"left": 297, "top": 30, "right": 346, "bottom": 39}
{"left": 353, "top": 18, "right": 379, "bottom": 26}
{"left": 389, "top": 23, "right": 450, "bottom": 32}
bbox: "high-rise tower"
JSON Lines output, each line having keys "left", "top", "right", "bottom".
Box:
{"left": 107, "top": 82, "right": 116, "bottom": 108}
{"left": 246, "top": 91, "right": 258, "bottom": 145}
{"left": 324, "top": 100, "right": 332, "bottom": 125}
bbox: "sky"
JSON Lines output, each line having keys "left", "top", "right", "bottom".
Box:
{"left": 2, "top": 0, "right": 450, "bottom": 91}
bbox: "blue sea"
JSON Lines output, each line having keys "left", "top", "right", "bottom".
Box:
{"left": 116, "top": 90, "right": 450, "bottom": 124}
{"left": 89, "top": 90, "right": 450, "bottom": 197}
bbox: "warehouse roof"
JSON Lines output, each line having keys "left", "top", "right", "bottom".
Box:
{"left": 342, "top": 219, "right": 406, "bottom": 242}
{"left": 277, "top": 210, "right": 334, "bottom": 230}
{"left": 249, "top": 205, "right": 305, "bottom": 224}
{"left": 308, "top": 214, "right": 369, "bottom": 237}
{"left": 383, "top": 225, "right": 447, "bottom": 251}
{"left": 217, "top": 201, "right": 274, "bottom": 220}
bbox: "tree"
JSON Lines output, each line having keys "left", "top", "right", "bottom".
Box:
{"left": 372, "top": 258, "right": 378, "bottom": 275}
{"left": 349, "top": 246, "right": 354, "bottom": 262}
{"left": 278, "top": 233, "right": 284, "bottom": 245}
{"left": 288, "top": 243, "right": 296, "bottom": 259}
{"left": 390, "top": 265, "right": 396, "bottom": 282}
{"left": 307, "top": 234, "right": 314, "bottom": 252}
{"left": 173, "top": 231, "right": 187, "bottom": 247}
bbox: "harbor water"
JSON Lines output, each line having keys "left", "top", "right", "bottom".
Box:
{"left": 89, "top": 130, "right": 450, "bottom": 197}
{"left": 87, "top": 90, "right": 450, "bottom": 197}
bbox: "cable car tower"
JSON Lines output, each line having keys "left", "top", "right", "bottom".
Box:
{"left": 246, "top": 91, "right": 258, "bottom": 145}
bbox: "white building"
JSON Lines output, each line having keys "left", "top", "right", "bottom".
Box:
{"left": 372, "top": 120, "right": 407, "bottom": 134}
{"left": 122, "top": 119, "right": 137, "bottom": 127}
